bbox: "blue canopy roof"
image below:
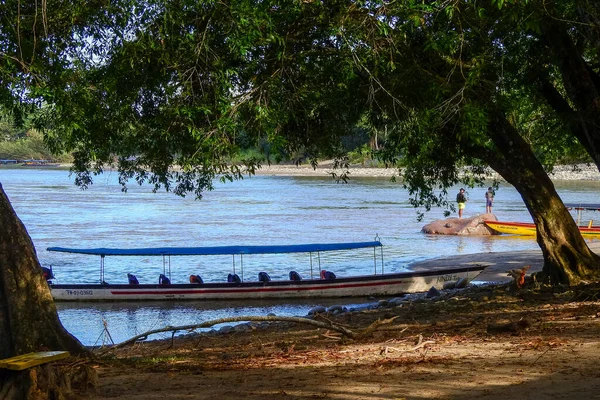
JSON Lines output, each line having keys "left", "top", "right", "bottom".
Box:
{"left": 47, "top": 241, "right": 383, "bottom": 256}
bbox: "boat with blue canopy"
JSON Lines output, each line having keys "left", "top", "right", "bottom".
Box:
{"left": 45, "top": 240, "right": 485, "bottom": 301}
{"left": 47, "top": 241, "right": 384, "bottom": 256}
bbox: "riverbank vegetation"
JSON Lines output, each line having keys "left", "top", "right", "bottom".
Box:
{"left": 0, "top": 130, "right": 71, "bottom": 162}
{"left": 0, "top": 106, "right": 590, "bottom": 169}
{"left": 0, "top": 110, "right": 70, "bottom": 162}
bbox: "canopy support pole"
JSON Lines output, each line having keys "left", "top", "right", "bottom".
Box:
{"left": 380, "top": 245, "right": 384, "bottom": 274}
{"left": 374, "top": 234, "right": 384, "bottom": 274}
{"left": 373, "top": 247, "right": 377, "bottom": 275}
{"left": 100, "top": 255, "right": 105, "bottom": 284}
{"left": 318, "top": 252, "right": 321, "bottom": 272}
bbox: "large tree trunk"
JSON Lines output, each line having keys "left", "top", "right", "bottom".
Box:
{"left": 539, "top": 20, "right": 600, "bottom": 171}
{"left": 482, "top": 112, "right": 600, "bottom": 284}
{"left": 0, "top": 183, "right": 89, "bottom": 398}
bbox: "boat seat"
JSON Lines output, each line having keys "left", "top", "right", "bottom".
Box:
{"left": 258, "top": 272, "right": 271, "bottom": 282}
{"left": 41, "top": 266, "right": 55, "bottom": 281}
{"left": 320, "top": 270, "right": 336, "bottom": 280}
{"left": 159, "top": 274, "right": 171, "bottom": 285}
{"left": 127, "top": 273, "right": 139, "bottom": 285}
{"left": 289, "top": 271, "right": 302, "bottom": 281}
{"left": 227, "top": 273, "right": 241, "bottom": 283}
{"left": 189, "top": 274, "right": 203, "bottom": 284}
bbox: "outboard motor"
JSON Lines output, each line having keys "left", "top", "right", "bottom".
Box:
{"left": 159, "top": 274, "right": 171, "bottom": 285}
{"left": 127, "top": 273, "right": 139, "bottom": 285}
{"left": 258, "top": 272, "right": 271, "bottom": 282}
{"left": 41, "top": 266, "right": 55, "bottom": 281}
{"left": 189, "top": 274, "right": 203, "bottom": 284}
{"left": 227, "top": 273, "right": 241, "bottom": 283}
{"left": 289, "top": 271, "right": 302, "bottom": 281}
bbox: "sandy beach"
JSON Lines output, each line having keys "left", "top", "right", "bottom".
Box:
{"left": 253, "top": 162, "right": 600, "bottom": 180}
{"left": 411, "top": 241, "right": 600, "bottom": 283}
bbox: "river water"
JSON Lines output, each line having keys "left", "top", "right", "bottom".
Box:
{"left": 2, "top": 167, "right": 599, "bottom": 346}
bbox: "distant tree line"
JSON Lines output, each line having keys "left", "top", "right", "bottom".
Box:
{"left": 0, "top": 108, "right": 71, "bottom": 161}
{"left": 0, "top": 105, "right": 588, "bottom": 167}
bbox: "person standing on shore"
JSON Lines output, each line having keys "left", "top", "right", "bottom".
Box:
{"left": 485, "top": 187, "right": 495, "bottom": 214}
{"left": 456, "top": 188, "right": 467, "bottom": 218}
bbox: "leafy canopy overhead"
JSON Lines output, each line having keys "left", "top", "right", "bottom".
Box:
{"left": 1, "top": 0, "right": 598, "bottom": 203}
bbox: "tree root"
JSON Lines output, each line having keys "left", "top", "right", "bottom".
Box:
{"left": 357, "top": 316, "right": 399, "bottom": 339}
{"left": 0, "top": 362, "right": 96, "bottom": 400}
{"left": 382, "top": 334, "right": 435, "bottom": 355}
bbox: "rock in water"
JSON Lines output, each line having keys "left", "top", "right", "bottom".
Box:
{"left": 455, "top": 277, "right": 469, "bottom": 288}
{"left": 426, "top": 286, "right": 441, "bottom": 298}
{"left": 443, "top": 280, "right": 458, "bottom": 290}
{"left": 421, "top": 213, "right": 500, "bottom": 236}
{"left": 327, "top": 305, "right": 345, "bottom": 314}
{"left": 308, "top": 306, "right": 327, "bottom": 315}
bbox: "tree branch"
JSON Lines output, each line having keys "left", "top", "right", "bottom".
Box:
{"left": 96, "top": 315, "right": 357, "bottom": 355}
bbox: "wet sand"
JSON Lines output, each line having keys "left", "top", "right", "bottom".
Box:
{"left": 409, "top": 240, "right": 600, "bottom": 283}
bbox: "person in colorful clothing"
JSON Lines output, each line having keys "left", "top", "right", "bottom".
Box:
{"left": 456, "top": 188, "right": 467, "bottom": 218}
{"left": 485, "top": 187, "right": 495, "bottom": 214}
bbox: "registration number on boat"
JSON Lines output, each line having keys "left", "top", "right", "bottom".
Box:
{"left": 436, "top": 274, "right": 461, "bottom": 282}
{"left": 64, "top": 289, "right": 93, "bottom": 296}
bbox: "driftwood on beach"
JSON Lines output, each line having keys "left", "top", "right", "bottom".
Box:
{"left": 97, "top": 315, "right": 361, "bottom": 354}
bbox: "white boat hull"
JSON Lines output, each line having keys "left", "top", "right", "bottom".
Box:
{"left": 50, "top": 266, "right": 485, "bottom": 301}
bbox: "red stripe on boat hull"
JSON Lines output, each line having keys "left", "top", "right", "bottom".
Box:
{"left": 111, "top": 279, "right": 408, "bottom": 296}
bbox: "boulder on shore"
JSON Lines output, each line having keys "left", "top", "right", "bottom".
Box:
{"left": 421, "top": 214, "right": 500, "bottom": 236}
